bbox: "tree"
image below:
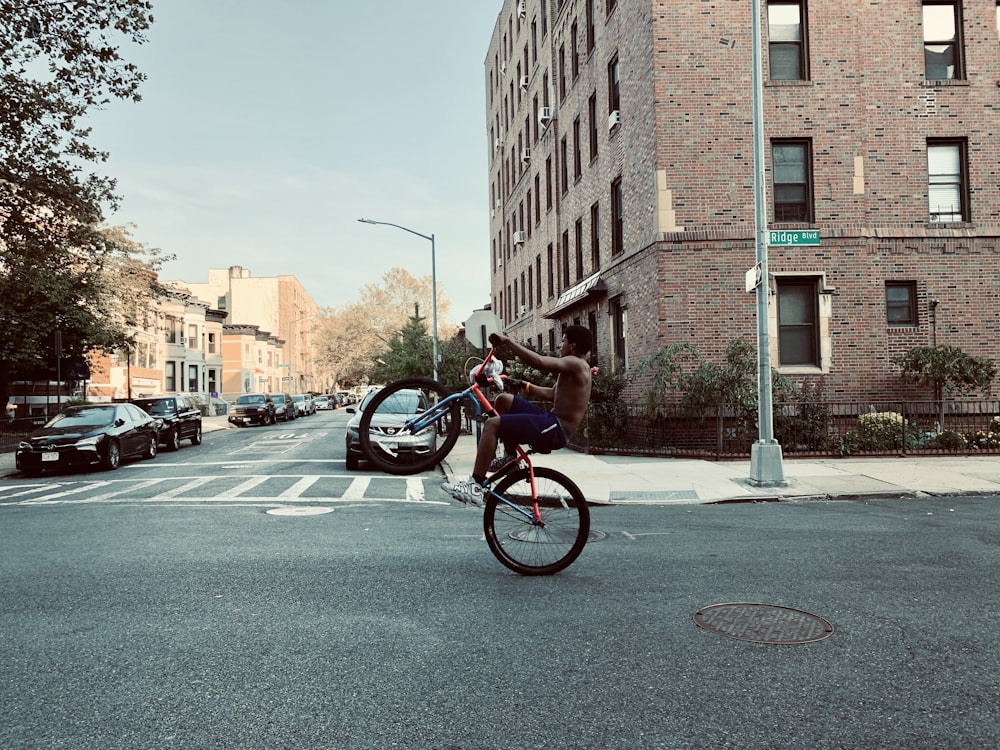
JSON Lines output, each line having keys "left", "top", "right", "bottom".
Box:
{"left": 1, "top": 1, "right": 154, "bottom": 407}
{"left": 315, "top": 267, "right": 456, "bottom": 386}
{"left": 370, "top": 307, "right": 434, "bottom": 384}
{"left": 895, "top": 345, "right": 997, "bottom": 429}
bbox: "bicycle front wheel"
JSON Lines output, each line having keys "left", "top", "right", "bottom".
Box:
{"left": 357, "top": 378, "right": 462, "bottom": 475}
{"left": 484, "top": 467, "right": 590, "bottom": 576}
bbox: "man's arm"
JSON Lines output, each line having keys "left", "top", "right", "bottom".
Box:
{"left": 490, "top": 333, "right": 578, "bottom": 376}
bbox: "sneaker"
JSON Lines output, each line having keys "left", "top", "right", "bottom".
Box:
{"left": 443, "top": 477, "right": 485, "bottom": 506}
{"left": 488, "top": 454, "right": 515, "bottom": 473}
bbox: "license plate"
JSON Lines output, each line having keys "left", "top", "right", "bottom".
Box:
{"left": 41, "top": 452, "right": 59, "bottom": 462}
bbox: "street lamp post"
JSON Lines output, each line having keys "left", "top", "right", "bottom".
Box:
{"left": 358, "top": 218, "right": 439, "bottom": 381}
{"left": 748, "top": 0, "right": 785, "bottom": 486}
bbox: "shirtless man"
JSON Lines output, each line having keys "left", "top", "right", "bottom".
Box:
{"left": 443, "top": 324, "right": 593, "bottom": 505}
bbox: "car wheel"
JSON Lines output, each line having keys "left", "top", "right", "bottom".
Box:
{"left": 143, "top": 435, "right": 157, "bottom": 459}
{"left": 191, "top": 424, "right": 202, "bottom": 445}
{"left": 167, "top": 427, "right": 181, "bottom": 451}
{"left": 101, "top": 440, "right": 121, "bottom": 471}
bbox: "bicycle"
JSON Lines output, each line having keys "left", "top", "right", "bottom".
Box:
{"left": 357, "top": 341, "right": 590, "bottom": 576}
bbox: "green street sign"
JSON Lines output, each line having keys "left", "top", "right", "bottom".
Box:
{"left": 769, "top": 230, "right": 820, "bottom": 246}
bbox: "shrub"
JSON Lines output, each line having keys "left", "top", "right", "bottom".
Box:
{"left": 842, "top": 411, "right": 907, "bottom": 453}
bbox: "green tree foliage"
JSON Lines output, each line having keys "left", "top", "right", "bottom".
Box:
{"left": 1, "top": 1, "right": 154, "bottom": 404}
{"left": 371, "top": 307, "right": 434, "bottom": 384}
{"left": 895, "top": 345, "right": 997, "bottom": 428}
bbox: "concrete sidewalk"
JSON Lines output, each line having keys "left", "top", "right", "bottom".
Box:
{"left": 440, "top": 433, "right": 1000, "bottom": 505}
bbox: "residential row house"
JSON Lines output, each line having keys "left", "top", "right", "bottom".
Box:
{"left": 487, "top": 0, "right": 1000, "bottom": 402}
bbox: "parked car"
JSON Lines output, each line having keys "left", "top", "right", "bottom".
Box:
{"left": 16, "top": 403, "right": 159, "bottom": 475}
{"left": 131, "top": 394, "right": 202, "bottom": 450}
{"left": 313, "top": 395, "right": 333, "bottom": 411}
{"left": 228, "top": 393, "right": 276, "bottom": 426}
{"left": 292, "top": 394, "right": 315, "bottom": 416}
{"left": 344, "top": 388, "right": 434, "bottom": 470}
{"left": 274, "top": 393, "right": 298, "bottom": 421}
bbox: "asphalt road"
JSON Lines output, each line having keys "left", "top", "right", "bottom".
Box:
{"left": 1, "top": 411, "right": 997, "bottom": 749}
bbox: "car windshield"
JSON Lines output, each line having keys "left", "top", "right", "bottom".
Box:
{"left": 366, "top": 390, "right": 421, "bottom": 415}
{"left": 135, "top": 399, "right": 173, "bottom": 416}
{"left": 236, "top": 395, "right": 264, "bottom": 405}
{"left": 46, "top": 406, "right": 114, "bottom": 428}
{"left": 292, "top": 396, "right": 304, "bottom": 403}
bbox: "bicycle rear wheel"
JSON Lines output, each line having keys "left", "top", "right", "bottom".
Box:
{"left": 484, "top": 466, "right": 590, "bottom": 576}
{"left": 357, "top": 378, "right": 462, "bottom": 475}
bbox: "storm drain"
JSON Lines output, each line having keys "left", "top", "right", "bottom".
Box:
{"left": 266, "top": 506, "right": 334, "bottom": 516}
{"left": 694, "top": 603, "right": 833, "bottom": 644}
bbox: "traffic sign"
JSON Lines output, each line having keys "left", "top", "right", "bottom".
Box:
{"left": 745, "top": 263, "right": 763, "bottom": 293}
{"left": 769, "top": 230, "right": 820, "bottom": 246}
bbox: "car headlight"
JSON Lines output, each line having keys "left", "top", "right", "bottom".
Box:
{"left": 75, "top": 436, "right": 100, "bottom": 448}
{"left": 17, "top": 441, "right": 31, "bottom": 450}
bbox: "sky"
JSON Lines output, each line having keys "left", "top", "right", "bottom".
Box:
{"left": 88, "top": 0, "right": 504, "bottom": 326}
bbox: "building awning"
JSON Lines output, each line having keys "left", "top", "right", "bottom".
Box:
{"left": 545, "top": 273, "right": 607, "bottom": 319}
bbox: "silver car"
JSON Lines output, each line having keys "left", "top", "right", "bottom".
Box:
{"left": 344, "top": 389, "right": 434, "bottom": 470}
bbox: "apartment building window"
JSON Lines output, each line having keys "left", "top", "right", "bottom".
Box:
{"left": 767, "top": 1, "right": 808, "bottom": 80}
{"left": 590, "top": 202, "right": 601, "bottom": 270}
{"left": 571, "top": 21, "right": 580, "bottom": 80}
{"left": 558, "top": 45, "right": 566, "bottom": 100}
{"left": 165, "top": 361, "right": 176, "bottom": 392}
{"left": 772, "top": 139, "right": 813, "bottom": 222}
{"left": 923, "top": 2, "right": 963, "bottom": 80}
{"left": 927, "top": 139, "right": 968, "bottom": 222}
{"left": 547, "top": 243, "right": 555, "bottom": 296}
{"left": 545, "top": 156, "right": 553, "bottom": 209}
{"left": 541, "top": 0, "right": 547, "bottom": 37}
{"left": 586, "top": 0, "right": 596, "bottom": 53}
{"left": 560, "top": 136, "right": 569, "bottom": 193}
{"left": 886, "top": 282, "right": 918, "bottom": 326}
{"left": 208, "top": 369, "right": 217, "bottom": 395}
{"left": 610, "top": 297, "right": 626, "bottom": 371}
{"left": 777, "top": 278, "right": 819, "bottom": 367}
{"left": 187, "top": 365, "right": 198, "bottom": 393}
{"left": 607, "top": 54, "right": 620, "bottom": 115}
{"left": 536, "top": 255, "right": 543, "bottom": 305}
{"left": 531, "top": 20, "right": 538, "bottom": 64}
{"left": 575, "top": 218, "right": 584, "bottom": 280}
{"left": 207, "top": 332, "right": 216, "bottom": 354}
{"left": 561, "top": 230, "right": 570, "bottom": 287}
{"left": 573, "top": 116, "right": 582, "bottom": 180}
{"left": 610, "top": 177, "right": 624, "bottom": 256}
{"left": 606, "top": 0, "right": 618, "bottom": 16}
{"left": 588, "top": 93, "right": 598, "bottom": 160}
{"left": 534, "top": 174, "right": 541, "bottom": 221}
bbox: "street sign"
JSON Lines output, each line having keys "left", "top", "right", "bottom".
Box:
{"left": 282, "top": 376, "right": 293, "bottom": 381}
{"left": 278, "top": 363, "right": 290, "bottom": 368}
{"left": 745, "top": 263, "right": 763, "bottom": 293}
{"left": 769, "top": 229, "right": 820, "bottom": 246}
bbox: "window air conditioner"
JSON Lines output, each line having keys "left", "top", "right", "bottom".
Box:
{"left": 517, "top": 1, "right": 526, "bottom": 20}
{"left": 608, "top": 110, "right": 621, "bottom": 130}
{"left": 501, "top": 60, "right": 508, "bottom": 74}
{"left": 179, "top": 336, "right": 186, "bottom": 346}
{"left": 519, "top": 75, "right": 529, "bottom": 91}
{"left": 513, "top": 230, "right": 527, "bottom": 245}
{"left": 521, "top": 148, "right": 531, "bottom": 163}
{"left": 520, "top": 305, "right": 528, "bottom": 315}
{"left": 538, "top": 107, "right": 552, "bottom": 126}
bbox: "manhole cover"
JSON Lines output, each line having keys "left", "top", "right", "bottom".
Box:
{"left": 266, "top": 507, "right": 334, "bottom": 516}
{"left": 694, "top": 603, "right": 833, "bottom": 644}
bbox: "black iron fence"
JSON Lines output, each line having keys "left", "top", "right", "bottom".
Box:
{"left": 573, "top": 400, "right": 1000, "bottom": 459}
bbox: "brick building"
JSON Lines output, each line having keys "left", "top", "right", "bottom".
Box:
{"left": 486, "top": 0, "right": 1000, "bottom": 400}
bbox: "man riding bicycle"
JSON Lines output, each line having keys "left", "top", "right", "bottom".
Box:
{"left": 443, "top": 325, "right": 593, "bottom": 505}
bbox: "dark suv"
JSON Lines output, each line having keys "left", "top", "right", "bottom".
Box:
{"left": 229, "top": 393, "right": 276, "bottom": 427}
{"left": 131, "top": 395, "right": 203, "bottom": 451}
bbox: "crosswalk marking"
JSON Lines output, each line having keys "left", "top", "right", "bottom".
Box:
{"left": 0, "top": 474, "right": 446, "bottom": 507}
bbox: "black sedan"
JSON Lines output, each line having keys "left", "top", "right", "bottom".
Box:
{"left": 16, "top": 403, "right": 160, "bottom": 476}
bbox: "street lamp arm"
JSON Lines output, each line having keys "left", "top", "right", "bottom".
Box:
{"left": 358, "top": 218, "right": 432, "bottom": 243}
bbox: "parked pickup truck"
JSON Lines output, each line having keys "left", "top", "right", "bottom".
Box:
{"left": 130, "top": 394, "right": 203, "bottom": 450}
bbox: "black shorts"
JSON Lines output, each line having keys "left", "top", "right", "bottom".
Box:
{"left": 497, "top": 396, "right": 567, "bottom": 453}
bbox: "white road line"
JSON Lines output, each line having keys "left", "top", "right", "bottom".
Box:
{"left": 157, "top": 476, "right": 217, "bottom": 499}
{"left": 218, "top": 475, "right": 273, "bottom": 498}
{"left": 342, "top": 477, "right": 371, "bottom": 500}
{"left": 20, "top": 481, "right": 113, "bottom": 504}
{"left": 406, "top": 477, "right": 425, "bottom": 502}
{"left": 75, "top": 478, "right": 172, "bottom": 504}
{"left": 279, "top": 476, "right": 321, "bottom": 498}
